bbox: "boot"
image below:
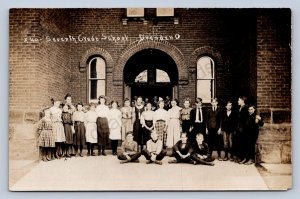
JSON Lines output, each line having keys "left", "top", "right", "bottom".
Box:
{"left": 102, "top": 146, "right": 107, "bottom": 156}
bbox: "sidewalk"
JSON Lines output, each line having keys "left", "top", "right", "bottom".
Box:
{"left": 258, "top": 163, "right": 292, "bottom": 190}
{"left": 10, "top": 154, "right": 269, "bottom": 191}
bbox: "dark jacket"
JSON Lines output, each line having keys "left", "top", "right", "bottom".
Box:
{"left": 206, "top": 107, "right": 221, "bottom": 130}
{"left": 220, "top": 109, "right": 237, "bottom": 133}
{"left": 173, "top": 140, "right": 193, "bottom": 155}
{"left": 190, "top": 107, "right": 206, "bottom": 127}
{"left": 237, "top": 105, "right": 249, "bottom": 133}
{"left": 192, "top": 142, "right": 210, "bottom": 156}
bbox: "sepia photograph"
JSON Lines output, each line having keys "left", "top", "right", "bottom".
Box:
{"left": 9, "top": 8, "right": 292, "bottom": 191}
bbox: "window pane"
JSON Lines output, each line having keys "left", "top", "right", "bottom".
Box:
{"left": 97, "top": 80, "right": 106, "bottom": 97}
{"left": 90, "top": 80, "right": 97, "bottom": 99}
{"left": 90, "top": 59, "right": 97, "bottom": 78}
{"left": 96, "top": 57, "right": 106, "bottom": 79}
{"left": 197, "top": 80, "right": 212, "bottom": 103}
{"left": 197, "top": 57, "right": 213, "bottom": 79}
{"left": 135, "top": 70, "right": 148, "bottom": 82}
{"left": 156, "top": 69, "right": 170, "bottom": 82}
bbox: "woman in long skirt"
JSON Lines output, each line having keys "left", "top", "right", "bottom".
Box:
{"left": 95, "top": 95, "right": 110, "bottom": 156}
{"left": 166, "top": 99, "right": 182, "bottom": 148}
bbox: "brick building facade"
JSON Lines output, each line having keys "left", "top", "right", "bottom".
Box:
{"left": 9, "top": 8, "right": 291, "bottom": 163}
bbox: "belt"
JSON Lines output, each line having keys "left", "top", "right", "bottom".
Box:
{"left": 156, "top": 120, "right": 165, "bottom": 122}
{"left": 74, "top": 121, "right": 84, "bottom": 124}
{"left": 122, "top": 118, "right": 132, "bottom": 119}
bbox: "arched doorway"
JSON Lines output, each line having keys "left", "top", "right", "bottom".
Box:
{"left": 123, "top": 48, "right": 179, "bottom": 101}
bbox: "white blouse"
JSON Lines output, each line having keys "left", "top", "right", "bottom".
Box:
{"left": 168, "top": 106, "right": 182, "bottom": 119}
{"left": 95, "top": 104, "right": 109, "bottom": 118}
{"left": 153, "top": 108, "right": 169, "bottom": 125}
{"left": 73, "top": 111, "right": 85, "bottom": 122}
{"left": 85, "top": 111, "right": 98, "bottom": 123}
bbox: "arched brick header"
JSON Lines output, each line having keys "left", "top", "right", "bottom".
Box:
{"left": 79, "top": 47, "right": 114, "bottom": 72}
{"left": 113, "top": 40, "right": 188, "bottom": 85}
{"left": 190, "top": 46, "right": 223, "bottom": 70}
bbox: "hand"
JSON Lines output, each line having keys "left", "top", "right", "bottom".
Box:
{"left": 163, "top": 126, "right": 167, "bottom": 132}
{"left": 189, "top": 127, "right": 193, "bottom": 132}
{"left": 206, "top": 128, "right": 209, "bottom": 135}
{"left": 203, "top": 155, "right": 207, "bottom": 159}
{"left": 217, "top": 128, "right": 222, "bottom": 135}
{"left": 150, "top": 155, "right": 156, "bottom": 162}
{"left": 126, "top": 155, "right": 131, "bottom": 160}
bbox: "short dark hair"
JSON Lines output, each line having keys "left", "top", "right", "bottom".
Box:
{"left": 239, "top": 96, "right": 248, "bottom": 104}
{"left": 196, "top": 98, "right": 202, "bottom": 103}
{"left": 126, "top": 131, "right": 134, "bottom": 137}
{"left": 64, "top": 93, "right": 72, "bottom": 100}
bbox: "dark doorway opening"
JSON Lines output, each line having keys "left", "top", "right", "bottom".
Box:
{"left": 123, "top": 48, "right": 178, "bottom": 101}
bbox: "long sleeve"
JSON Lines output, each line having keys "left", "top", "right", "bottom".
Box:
{"left": 173, "top": 140, "right": 180, "bottom": 152}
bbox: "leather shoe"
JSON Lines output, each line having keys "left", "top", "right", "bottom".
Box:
{"left": 244, "top": 159, "right": 254, "bottom": 165}
{"left": 238, "top": 158, "right": 247, "bottom": 164}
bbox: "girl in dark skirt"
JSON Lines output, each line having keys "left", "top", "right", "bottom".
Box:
{"left": 73, "top": 103, "right": 86, "bottom": 157}
{"left": 140, "top": 103, "right": 154, "bottom": 150}
{"left": 132, "top": 96, "right": 145, "bottom": 151}
{"left": 62, "top": 104, "right": 73, "bottom": 158}
{"left": 95, "top": 95, "right": 110, "bottom": 156}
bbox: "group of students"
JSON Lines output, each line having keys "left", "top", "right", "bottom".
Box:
{"left": 37, "top": 94, "right": 263, "bottom": 166}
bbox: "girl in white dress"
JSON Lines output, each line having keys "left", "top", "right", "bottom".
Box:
{"left": 108, "top": 101, "right": 122, "bottom": 155}
{"left": 85, "top": 104, "right": 98, "bottom": 156}
{"left": 49, "top": 100, "right": 66, "bottom": 158}
{"left": 166, "top": 99, "right": 182, "bottom": 148}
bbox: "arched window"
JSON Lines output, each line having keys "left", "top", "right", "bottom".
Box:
{"left": 197, "top": 56, "right": 215, "bottom": 103}
{"left": 134, "top": 69, "right": 171, "bottom": 83}
{"left": 88, "top": 57, "right": 106, "bottom": 102}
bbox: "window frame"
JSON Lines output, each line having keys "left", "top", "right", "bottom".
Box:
{"left": 87, "top": 56, "right": 106, "bottom": 103}
{"left": 196, "top": 56, "right": 216, "bottom": 103}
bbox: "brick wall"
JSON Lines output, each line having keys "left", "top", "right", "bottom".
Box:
{"left": 257, "top": 9, "right": 291, "bottom": 111}
{"left": 9, "top": 9, "right": 71, "bottom": 160}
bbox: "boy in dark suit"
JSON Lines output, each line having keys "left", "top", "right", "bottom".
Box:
{"left": 206, "top": 98, "right": 223, "bottom": 160}
{"left": 220, "top": 101, "right": 237, "bottom": 161}
{"left": 190, "top": 98, "right": 206, "bottom": 143}
{"left": 191, "top": 133, "right": 215, "bottom": 166}
{"left": 168, "top": 132, "right": 193, "bottom": 163}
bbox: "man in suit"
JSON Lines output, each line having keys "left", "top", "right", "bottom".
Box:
{"left": 206, "top": 98, "right": 223, "bottom": 160}
{"left": 189, "top": 98, "right": 206, "bottom": 143}
{"left": 168, "top": 132, "right": 193, "bottom": 164}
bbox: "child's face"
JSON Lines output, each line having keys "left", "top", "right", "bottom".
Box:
{"left": 180, "top": 134, "right": 188, "bottom": 143}
{"left": 124, "top": 100, "right": 130, "bottom": 107}
{"left": 238, "top": 98, "right": 244, "bottom": 106}
{"left": 126, "top": 134, "right": 134, "bottom": 142}
{"left": 137, "top": 97, "right": 142, "bottom": 105}
{"left": 146, "top": 103, "right": 152, "bottom": 111}
{"left": 100, "top": 98, "right": 106, "bottom": 104}
{"left": 90, "top": 105, "right": 96, "bottom": 111}
{"left": 66, "top": 97, "right": 72, "bottom": 104}
{"left": 211, "top": 100, "right": 218, "bottom": 107}
{"left": 159, "top": 101, "right": 164, "bottom": 109}
{"left": 226, "top": 103, "right": 232, "bottom": 111}
{"left": 112, "top": 102, "right": 118, "bottom": 109}
{"left": 248, "top": 106, "right": 255, "bottom": 115}
{"left": 183, "top": 101, "right": 190, "bottom": 108}
{"left": 196, "top": 135, "right": 204, "bottom": 143}
{"left": 171, "top": 100, "right": 177, "bottom": 107}
{"left": 63, "top": 105, "right": 69, "bottom": 112}
{"left": 77, "top": 105, "right": 83, "bottom": 111}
